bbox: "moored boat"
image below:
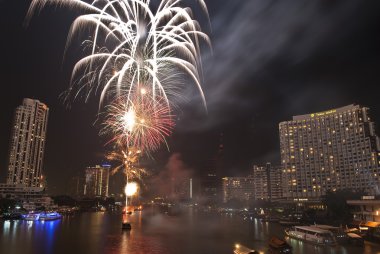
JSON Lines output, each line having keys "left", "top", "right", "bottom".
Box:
{"left": 311, "top": 224, "right": 348, "bottom": 243}
{"left": 23, "top": 212, "right": 41, "bottom": 221}
{"left": 39, "top": 211, "right": 62, "bottom": 221}
{"left": 23, "top": 211, "right": 62, "bottom": 221}
{"left": 234, "top": 244, "right": 259, "bottom": 254}
{"left": 285, "top": 226, "right": 337, "bottom": 245}
{"left": 347, "top": 233, "right": 364, "bottom": 246}
{"left": 122, "top": 222, "right": 132, "bottom": 230}
{"left": 268, "top": 236, "right": 292, "bottom": 253}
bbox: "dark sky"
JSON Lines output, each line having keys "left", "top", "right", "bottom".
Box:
{"left": 1, "top": 0, "right": 380, "bottom": 194}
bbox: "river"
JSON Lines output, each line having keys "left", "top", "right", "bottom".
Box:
{"left": 1, "top": 208, "right": 380, "bottom": 254}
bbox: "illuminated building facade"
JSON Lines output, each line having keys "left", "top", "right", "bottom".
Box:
{"left": 253, "top": 163, "right": 282, "bottom": 201}
{"left": 280, "top": 104, "right": 380, "bottom": 199}
{"left": 84, "top": 165, "right": 110, "bottom": 197}
{"left": 222, "top": 177, "right": 254, "bottom": 203}
{"left": 252, "top": 165, "right": 268, "bottom": 200}
{"left": 7, "top": 98, "right": 49, "bottom": 188}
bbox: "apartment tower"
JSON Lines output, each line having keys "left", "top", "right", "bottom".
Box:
{"left": 84, "top": 164, "right": 110, "bottom": 197}
{"left": 7, "top": 98, "right": 49, "bottom": 187}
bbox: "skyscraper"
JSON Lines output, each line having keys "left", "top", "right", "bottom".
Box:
{"left": 200, "top": 132, "right": 224, "bottom": 204}
{"left": 200, "top": 159, "right": 219, "bottom": 203}
{"left": 7, "top": 98, "right": 49, "bottom": 188}
{"left": 84, "top": 164, "right": 110, "bottom": 197}
{"left": 253, "top": 163, "right": 282, "bottom": 201}
{"left": 67, "top": 176, "right": 85, "bottom": 197}
{"left": 279, "top": 104, "right": 380, "bottom": 199}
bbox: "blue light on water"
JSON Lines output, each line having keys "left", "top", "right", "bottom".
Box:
{"left": 35, "top": 218, "right": 61, "bottom": 253}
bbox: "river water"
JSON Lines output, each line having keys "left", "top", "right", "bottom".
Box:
{"left": 1, "top": 208, "right": 380, "bottom": 254}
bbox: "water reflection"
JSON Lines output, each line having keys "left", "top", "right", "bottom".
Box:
{"left": 1, "top": 209, "right": 380, "bottom": 254}
{"left": 0, "top": 219, "right": 60, "bottom": 254}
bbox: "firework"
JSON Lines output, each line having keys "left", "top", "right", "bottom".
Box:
{"left": 105, "top": 145, "right": 147, "bottom": 180}
{"left": 26, "top": 0, "right": 211, "bottom": 109}
{"left": 125, "top": 182, "right": 138, "bottom": 197}
{"left": 101, "top": 89, "right": 175, "bottom": 152}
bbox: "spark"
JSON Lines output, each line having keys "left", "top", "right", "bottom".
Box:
{"left": 105, "top": 145, "right": 147, "bottom": 180}
{"left": 26, "top": 0, "right": 211, "bottom": 110}
{"left": 101, "top": 90, "right": 175, "bottom": 152}
{"left": 125, "top": 182, "right": 138, "bottom": 197}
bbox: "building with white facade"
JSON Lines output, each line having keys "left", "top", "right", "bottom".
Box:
{"left": 7, "top": 98, "right": 49, "bottom": 188}
{"left": 280, "top": 104, "right": 380, "bottom": 199}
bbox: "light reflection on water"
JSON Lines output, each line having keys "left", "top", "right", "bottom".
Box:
{"left": 1, "top": 208, "right": 380, "bottom": 254}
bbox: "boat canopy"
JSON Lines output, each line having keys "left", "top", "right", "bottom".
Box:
{"left": 294, "top": 226, "right": 332, "bottom": 234}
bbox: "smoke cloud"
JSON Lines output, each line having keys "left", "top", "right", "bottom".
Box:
{"left": 148, "top": 153, "right": 193, "bottom": 200}
{"left": 179, "top": 0, "right": 379, "bottom": 131}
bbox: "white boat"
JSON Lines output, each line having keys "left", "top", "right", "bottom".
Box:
{"left": 285, "top": 226, "right": 337, "bottom": 245}
{"left": 39, "top": 212, "right": 62, "bottom": 221}
{"left": 23, "top": 211, "right": 62, "bottom": 221}
{"left": 23, "top": 212, "right": 41, "bottom": 221}
{"left": 311, "top": 224, "right": 348, "bottom": 243}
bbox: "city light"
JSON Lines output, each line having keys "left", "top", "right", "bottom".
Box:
{"left": 3, "top": 1, "right": 380, "bottom": 253}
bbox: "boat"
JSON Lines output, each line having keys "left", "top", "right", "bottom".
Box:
{"left": 23, "top": 212, "right": 41, "bottom": 221}
{"left": 311, "top": 224, "right": 348, "bottom": 243}
{"left": 39, "top": 212, "right": 62, "bottom": 221}
{"left": 122, "top": 206, "right": 133, "bottom": 215}
{"left": 234, "top": 244, "right": 259, "bottom": 254}
{"left": 285, "top": 226, "right": 337, "bottom": 245}
{"left": 122, "top": 222, "right": 132, "bottom": 230}
{"left": 268, "top": 237, "right": 292, "bottom": 253}
{"left": 23, "top": 211, "right": 62, "bottom": 221}
{"left": 347, "top": 233, "right": 364, "bottom": 246}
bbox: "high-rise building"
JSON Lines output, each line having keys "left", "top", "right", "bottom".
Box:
{"left": 200, "top": 133, "right": 225, "bottom": 204}
{"left": 252, "top": 163, "right": 282, "bottom": 201}
{"left": 222, "top": 177, "right": 254, "bottom": 203}
{"left": 67, "top": 176, "right": 85, "bottom": 197}
{"left": 84, "top": 164, "right": 110, "bottom": 197}
{"left": 279, "top": 104, "right": 380, "bottom": 199}
{"left": 200, "top": 158, "right": 219, "bottom": 203}
{"left": 7, "top": 98, "right": 49, "bottom": 188}
{"left": 252, "top": 165, "right": 268, "bottom": 200}
{"left": 269, "top": 165, "right": 283, "bottom": 201}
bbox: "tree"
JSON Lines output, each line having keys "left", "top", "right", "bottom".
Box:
{"left": 322, "top": 189, "right": 365, "bottom": 225}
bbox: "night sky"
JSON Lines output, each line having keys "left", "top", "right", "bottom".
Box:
{"left": 1, "top": 0, "right": 380, "bottom": 194}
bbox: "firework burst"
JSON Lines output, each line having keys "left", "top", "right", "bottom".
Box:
{"left": 26, "top": 0, "right": 211, "bottom": 110}
{"left": 101, "top": 88, "right": 175, "bottom": 152}
{"left": 106, "top": 145, "right": 147, "bottom": 180}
